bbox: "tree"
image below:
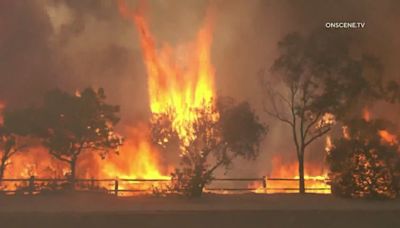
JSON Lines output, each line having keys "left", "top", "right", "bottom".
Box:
{"left": 262, "top": 32, "right": 382, "bottom": 193}
{"left": 327, "top": 118, "right": 400, "bottom": 199}
{"left": 0, "top": 130, "right": 29, "bottom": 182}
{"left": 152, "top": 98, "right": 266, "bottom": 197}
{"left": 0, "top": 114, "right": 28, "bottom": 181}
{"left": 6, "top": 88, "right": 123, "bottom": 185}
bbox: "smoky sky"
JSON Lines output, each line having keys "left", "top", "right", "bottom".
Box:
{"left": 1, "top": 0, "right": 399, "bottom": 176}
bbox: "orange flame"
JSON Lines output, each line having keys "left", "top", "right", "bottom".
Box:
{"left": 98, "top": 124, "right": 171, "bottom": 180}
{"left": 1, "top": 102, "right": 171, "bottom": 193}
{"left": 363, "top": 108, "right": 371, "bottom": 122}
{"left": 378, "top": 130, "right": 398, "bottom": 145}
{"left": 4, "top": 148, "right": 68, "bottom": 179}
{"left": 119, "top": 0, "right": 217, "bottom": 145}
{"left": 250, "top": 155, "right": 330, "bottom": 194}
{"left": 325, "top": 136, "right": 333, "bottom": 153}
{"left": 362, "top": 108, "right": 398, "bottom": 145}
{"left": 0, "top": 101, "right": 5, "bottom": 125}
{"left": 2, "top": 2, "right": 218, "bottom": 195}
{"left": 2, "top": 125, "right": 171, "bottom": 194}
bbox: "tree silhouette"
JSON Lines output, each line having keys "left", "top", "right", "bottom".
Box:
{"left": 0, "top": 119, "right": 28, "bottom": 181}
{"left": 152, "top": 98, "right": 266, "bottom": 197}
{"left": 6, "top": 88, "right": 123, "bottom": 186}
{"left": 262, "top": 32, "right": 382, "bottom": 193}
{"left": 327, "top": 118, "right": 400, "bottom": 199}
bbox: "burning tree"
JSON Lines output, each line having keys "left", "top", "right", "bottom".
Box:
{"left": 118, "top": 0, "right": 265, "bottom": 197}
{"left": 120, "top": 0, "right": 266, "bottom": 197}
{"left": 0, "top": 104, "right": 29, "bottom": 181}
{"left": 327, "top": 119, "right": 400, "bottom": 199}
{"left": 262, "top": 32, "right": 382, "bottom": 193}
{"left": 152, "top": 99, "right": 266, "bottom": 197}
{"left": 0, "top": 128, "right": 29, "bottom": 182}
{"left": 6, "top": 88, "right": 123, "bottom": 185}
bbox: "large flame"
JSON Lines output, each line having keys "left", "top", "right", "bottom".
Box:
{"left": 1, "top": 97, "right": 170, "bottom": 193}
{"left": 119, "top": 0, "right": 216, "bottom": 145}
{"left": 1, "top": 1, "right": 335, "bottom": 195}
{"left": 1, "top": 124, "right": 171, "bottom": 193}
{"left": 98, "top": 124, "right": 171, "bottom": 180}
{"left": 95, "top": 0, "right": 217, "bottom": 192}
{"left": 93, "top": 124, "right": 171, "bottom": 195}
{"left": 1, "top": 2, "right": 217, "bottom": 195}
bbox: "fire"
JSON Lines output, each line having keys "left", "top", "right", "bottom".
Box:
{"left": 119, "top": 0, "right": 217, "bottom": 146}
{"left": 2, "top": 1, "right": 218, "bottom": 195}
{"left": 1, "top": 127, "right": 170, "bottom": 195}
{"left": 92, "top": 124, "right": 171, "bottom": 195}
{"left": 378, "top": 130, "right": 398, "bottom": 145}
{"left": 99, "top": 124, "right": 171, "bottom": 180}
{"left": 342, "top": 126, "right": 350, "bottom": 139}
{"left": 325, "top": 136, "right": 333, "bottom": 153}
{"left": 1, "top": 97, "right": 169, "bottom": 193}
{"left": 269, "top": 155, "right": 327, "bottom": 179}
{"left": 250, "top": 155, "right": 331, "bottom": 194}
{"left": 0, "top": 101, "right": 4, "bottom": 125}
{"left": 363, "top": 108, "right": 371, "bottom": 122}
{"left": 1, "top": 125, "right": 171, "bottom": 194}
{"left": 248, "top": 179, "right": 267, "bottom": 194}
{"left": 4, "top": 148, "right": 68, "bottom": 179}
{"left": 362, "top": 108, "right": 398, "bottom": 145}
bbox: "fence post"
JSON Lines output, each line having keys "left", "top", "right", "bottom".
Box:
{"left": 29, "top": 176, "right": 35, "bottom": 195}
{"left": 91, "top": 178, "right": 95, "bottom": 189}
{"left": 262, "top": 176, "right": 267, "bottom": 194}
{"left": 114, "top": 179, "right": 119, "bottom": 196}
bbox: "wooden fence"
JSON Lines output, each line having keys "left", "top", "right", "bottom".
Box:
{"left": 0, "top": 176, "right": 331, "bottom": 196}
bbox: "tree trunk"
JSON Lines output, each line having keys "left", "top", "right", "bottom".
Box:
{"left": 69, "top": 156, "right": 77, "bottom": 189}
{"left": 190, "top": 184, "right": 204, "bottom": 198}
{"left": 0, "top": 161, "right": 5, "bottom": 181}
{"left": 189, "top": 166, "right": 205, "bottom": 198}
{"left": 298, "top": 153, "right": 305, "bottom": 194}
{"left": 0, "top": 154, "right": 8, "bottom": 181}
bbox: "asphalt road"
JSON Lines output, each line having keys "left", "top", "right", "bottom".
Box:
{"left": 1, "top": 193, "right": 399, "bottom": 228}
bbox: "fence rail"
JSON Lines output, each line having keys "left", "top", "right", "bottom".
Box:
{"left": 0, "top": 176, "right": 331, "bottom": 196}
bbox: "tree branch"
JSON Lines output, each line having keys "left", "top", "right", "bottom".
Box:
{"left": 264, "top": 109, "right": 293, "bottom": 126}
{"left": 304, "top": 126, "right": 331, "bottom": 147}
{"left": 206, "top": 152, "right": 238, "bottom": 178}
{"left": 289, "top": 84, "right": 301, "bottom": 157}
{"left": 8, "top": 143, "right": 29, "bottom": 158}
{"left": 303, "top": 112, "right": 323, "bottom": 140}
{"left": 49, "top": 150, "right": 71, "bottom": 163}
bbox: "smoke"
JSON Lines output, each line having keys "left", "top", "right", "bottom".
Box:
{"left": 0, "top": 0, "right": 60, "bottom": 106}
{"left": 211, "top": 0, "right": 400, "bottom": 176}
{"left": 0, "top": 0, "right": 399, "bottom": 177}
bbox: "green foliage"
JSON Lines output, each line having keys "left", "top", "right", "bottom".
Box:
{"left": 327, "top": 119, "right": 400, "bottom": 199}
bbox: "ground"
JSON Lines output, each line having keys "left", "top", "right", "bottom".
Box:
{"left": 1, "top": 193, "right": 399, "bottom": 228}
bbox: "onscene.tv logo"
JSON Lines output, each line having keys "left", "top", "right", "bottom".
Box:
{"left": 325, "top": 22, "right": 366, "bottom": 29}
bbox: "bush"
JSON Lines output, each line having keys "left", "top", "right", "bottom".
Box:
{"left": 327, "top": 119, "right": 400, "bottom": 199}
